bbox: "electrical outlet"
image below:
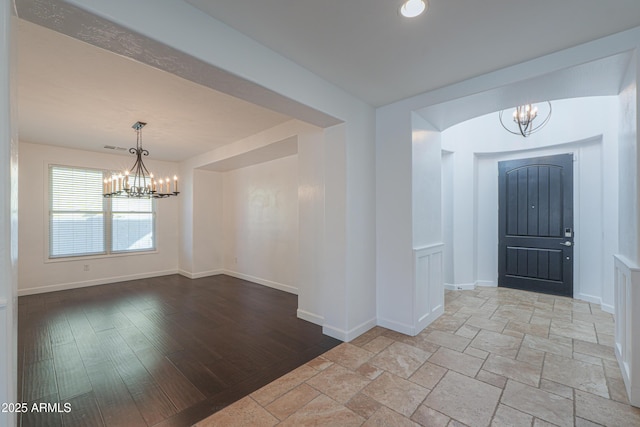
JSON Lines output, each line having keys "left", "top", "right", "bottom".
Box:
{"left": 83, "top": 264, "right": 90, "bottom": 272}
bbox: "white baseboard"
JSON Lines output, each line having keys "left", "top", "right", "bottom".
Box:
{"left": 415, "top": 304, "right": 444, "bottom": 335}
{"left": 323, "top": 317, "right": 377, "bottom": 342}
{"left": 178, "top": 269, "right": 223, "bottom": 279}
{"left": 377, "top": 317, "right": 415, "bottom": 336}
{"left": 223, "top": 270, "right": 298, "bottom": 295}
{"left": 475, "top": 280, "right": 496, "bottom": 287}
{"left": 18, "top": 269, "right": 179, "bottom": 296}
{"left": 297, "top": 309, "right": 324, "bottom": 326}
{"left": 601, "top": 302, "right": 614, "bottom": 314}
{"left": 576, "top": 292, "right": 602, "bottom": 305}
{"left": 444, "top": 283, "right": 476, "bottom": 291}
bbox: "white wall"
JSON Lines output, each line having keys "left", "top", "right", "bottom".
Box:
{"left": 442, "top": 96, "right": 619, "bottom": 310}
{"left": 618, "top": 52, "right": 638, "bottom": 263}
{"left": 223, "top": 155, "right": 298, "bottom": 294}
{"left": 0, "top": 2, "right": 17, "bottom": 426}
{"left": 18, "top": 142, "right": 180, "bottom": 294}
{"left": 192, "top": 169, "right": 224, "bottom": 277}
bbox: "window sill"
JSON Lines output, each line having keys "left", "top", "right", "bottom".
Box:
{"left": 45, "top": 250, "right": 159, "bottom": 264}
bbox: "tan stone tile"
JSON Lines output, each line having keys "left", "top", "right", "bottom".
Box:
{"left": 397, "top": 333, "right": 442, "bottom": 353}
{"left": 501, "top": 380, "right": 574, "bottom": 427}
{"left": 363, "top": 406, "right": 420, "bottom": 427}
{"left": 475, "top": 370, "right": 507, "bottom": 389}
{"left": 362, "top": 335, "right": 395, "bottom": 354}
{"left": 345, "top": 392, "right": 382, "bottom": 419}
{"left": 603, "top": 358, "right": 624, "bottom": 380}
{"left": 575, "top": 417, "right": 601, "bottom": 427}
{"left": 533, "top": 418, "right": 561, "bottom": 427}
{"left": 505, "top": 319, "right": 550, "bottom": 338}
{"left": 322, "top": 342, "right": 374, "bottom": 370}
{"left": 573, "top": 312, "right": 614, "bottom": 325}
{"left": 492, "top": 305, "right": 534, "bottom": 323}
{"left": 550, "top": 319, "right": 597, "bottom": 343}
{"left": 521, "top": 334, "right": 572, "bottom": 358}
{"left": 470, "top": 329, "right": 522, "bottom": 358}
{"left": 594, "top": 320, "right": 615, "bottom": 336}
{"left": 597, "top": 332, "right": 615, "bottom": 347}
{"left": 455, "top": 324, "right": 481, "bottom": 339}
{"left": 464, "top": 346, "right": 489, "bottom": 360}
{"left": 548, "top": 333, "right": 573, "bottom": 346}
{"left": 573, "top": 352, "right": 603, "bottom": 366}
{"left": 370, "top": 341, "right": 431, "bottom": 378}
{"left": 575, "top": 389, "right": 640, "bottom": 427}
{"left": 265, "top": 384, "right": 320, "bottom": 421}
{"left": 411, "top": 405, "right": 451, "bottom": 426}
{"left": 356, "top": 362, "right": 385, "bottom": 380}
{"left": 362, "top": 372, "right": 429, "bottom": 417}
{"left": 195, "top": 396, "right": 278, "bottom": 427}
{"left": 534, "top": 308, "right": 572, "bottom": 322}
{"left": 540, "top": 379, "right": 574, "bottom": 400}
{"left": 423, "top": 330, "right": 471, "bottom": 352}
{"left": 409, "top": 361, "right": 447, "bottom": 389}
{"left": 351, "top": 326, "right": 388, "bottom": 347}
{"left": 278, "top": 394, "right": 365, "bottom": 427}
{"left": 491, "top": 404, "right": 533, "bottom": 427}
{"left": 448, "top": 419, "right": 471, "bottom": 427}
{"left": 306, "top": 363, "right": 370, "bottom": 403}
{"left": 424, "top": 371, "right": 501, "bottom": 427}
{"left": 428, "top": 347, "right": 483, "bottom": 378}
{"left": 608, "top": 376, "right": 631, "bottom": 404}
{"left": 306, "top": 356, "right": 333, "bottom": 371}
{"left": 251, "top": 364, "right": 318, "bottom": 406}
{"left": 516, "top": 345, "right": 545, "bottom": 367}
{"left": 483, "top": 353, "right": 541, "bottom": 386}
{"left": 542, "top": 353, "right": 609, "bottom": 398}
{"left": 574, "top": 339, "right": 616, "bottom": 361}
{"left": 430, "top": 314, "right": 468, "bottom": 333}
{"left": 464, "top": 316, "right": 507, "bottom": 333}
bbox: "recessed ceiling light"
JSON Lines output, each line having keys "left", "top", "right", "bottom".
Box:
{"left": 400, "top": 0, "right": 427, "bottom": 18}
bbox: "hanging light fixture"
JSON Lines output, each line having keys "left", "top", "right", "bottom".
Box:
{"left": 103, "top": 121, "right": 179, "bottom": 199}
{"left": 400, "top": 0, "right": 428, "bottom": 18}
{"left": 499, "top": 102, "right": 552, "bottom": 137}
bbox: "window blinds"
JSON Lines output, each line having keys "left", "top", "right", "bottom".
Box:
{"left": 111, "top": 197, "right": 155, "bottom": 252}
{"left": 49, "top": 166, "right": 106, "bottom": 257}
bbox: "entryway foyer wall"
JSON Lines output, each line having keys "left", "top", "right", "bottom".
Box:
{"left": 442, "top": 96, "right": 619, "bottom": 311}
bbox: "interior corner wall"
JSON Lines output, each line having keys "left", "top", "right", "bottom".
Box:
{"left": 375, "top": 105, "right": 414, "bottom": 333}
{"left": 618, "top": 50, "right": 638, "bottom": 263}
{"left": 297, "top": 129, "right": 326, "bottom": 325}
{"left": 0, "top": 2, "right": 17, "bottom": 424}
{"left": 17, "top": 142, "right": 180, "bottom": 294}
{"left": 192, "top": 169, "right": 224, "bottom": 277}
{"left": 222, "top": 155, "right": 299, "bottom": 294}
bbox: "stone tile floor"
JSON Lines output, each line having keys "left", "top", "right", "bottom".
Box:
{"left": 195, "top": 287, "right": 640, "bottom": 426}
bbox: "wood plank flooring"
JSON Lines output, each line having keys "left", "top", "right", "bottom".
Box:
{"left": 17, "top": 274, "right": 341, "bottom": 427}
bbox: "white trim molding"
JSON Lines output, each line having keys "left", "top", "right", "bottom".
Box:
{"left": 178, "top": 269, "right": 224, "bottom": 280}
{"left": 444, "top": 283, "right": 476, "bottom": 291}
{"left": 223, "top": 270, "right": 298, "bottom": 295}
{"left": 323, "top": 317, "right": 377, "bottom": 342}
{"left": 0, "top": 299, "right": 6, "bottom": 309}
{"left": 18, "top": 269, "right": 179, "bottom": 296}
{"left": 297, "top": 309, "right": 323, "bottom": 326}
{"left": 412, "top": 243, "right": 445, "bottom": 336}
{"left": 613, "top": 254, "right": 640, "bottom": 407}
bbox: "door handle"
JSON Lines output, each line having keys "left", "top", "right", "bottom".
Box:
{"left": 559, "top": 241, "right": 572, "bottom": 247}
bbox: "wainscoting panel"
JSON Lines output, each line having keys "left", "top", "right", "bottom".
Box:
{"left": 414, "top": 243, "right": 445, "bottom": 335}
{"left": 614, "top": 254, "right": 640, "bottom": 407}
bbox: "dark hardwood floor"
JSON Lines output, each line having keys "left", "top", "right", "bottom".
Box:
{"left": 17, "top": 274, "right": 341, "bottom": 427}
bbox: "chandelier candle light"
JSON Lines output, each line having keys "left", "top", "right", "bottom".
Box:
{"left": 499, "top": 101, "right": 552, "bottom": 137}
{"left": 103, "top": 121, "right": 179, "bottom": 199}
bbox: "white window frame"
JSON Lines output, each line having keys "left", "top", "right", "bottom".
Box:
{"left": 47, "top": 164, "right": 157, "bottom": 261}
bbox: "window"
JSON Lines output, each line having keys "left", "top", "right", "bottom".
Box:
{"left": 49, "top": 165, "right": 155, "bottom": 258}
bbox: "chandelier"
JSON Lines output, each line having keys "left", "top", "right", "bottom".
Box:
{"left": 499, "top": 102, "right": 552, "bottom": 137}
{"left": 103, "top": 121, "right": 179, "bottom": 199}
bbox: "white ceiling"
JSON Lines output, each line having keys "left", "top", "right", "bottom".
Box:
{"left": 18, "top": 19, "right": 292, "bottom": 161}
{"left": 17, "top": 1, "right": 640, "bottom": 162}
{"left": 186, "top": 0, "right": 640, "bottom": 106}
